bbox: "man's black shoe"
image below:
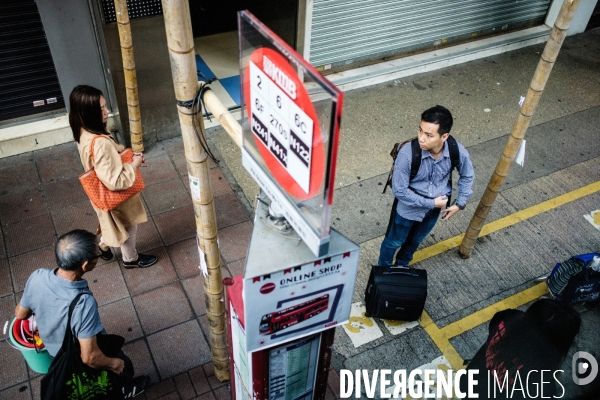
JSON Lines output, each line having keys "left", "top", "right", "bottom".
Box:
{"left": 122, "top": 375, "right": 149, "bottom": 398}
{"left": 123, "top": 254, "right": 158, "bottom": 269}
{"left": 99, "top": 247, "right": 113, "bottom": 261}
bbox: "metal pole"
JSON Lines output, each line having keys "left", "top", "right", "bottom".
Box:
{"left": 459, "top": 0, "right": 581, "bottom": 258}
{"left": 161, "top": 0, "right": 229, "bottom": 381}
{"left": 114, "top": 0, "right": 144, "bottom": 151}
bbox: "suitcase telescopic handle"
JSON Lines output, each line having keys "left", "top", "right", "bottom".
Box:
{"left": 384, "top": 266, "right": 418, "bottom": 276}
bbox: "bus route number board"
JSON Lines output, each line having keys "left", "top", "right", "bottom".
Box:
{"left": 249, "top": 60, "right": 314, "bottom": 194}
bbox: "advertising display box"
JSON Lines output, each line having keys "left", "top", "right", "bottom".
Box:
{"left": 242, "top": 196, "right": 360, "bottom": 353}
{"left": 226, "top": 275, "right": 336, "bottom": 400}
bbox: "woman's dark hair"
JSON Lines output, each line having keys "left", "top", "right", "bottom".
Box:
{"left": 69, "top": 85, "right": 107, "bottom": 142}
{"left": 421, "top": 105, "right": 453, "bottom": 135}
{"left": 55, "top": 229, "right": 98, "bottom": 271}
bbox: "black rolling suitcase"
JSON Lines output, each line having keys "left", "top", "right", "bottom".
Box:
{"left": 364, "top": 265, "right": 427, "bottom": 321}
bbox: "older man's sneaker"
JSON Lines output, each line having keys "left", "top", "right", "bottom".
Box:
{"left": 123, "top": 254, "right": 158, "bottom": 268}
{"left": 122, "top": 375, "right": 149, "bottom": 398}
{"left": 99, "top": 247, "right": 113, "bottom": 261}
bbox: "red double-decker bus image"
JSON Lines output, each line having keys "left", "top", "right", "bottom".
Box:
{"left": 259, "top": 294, "right": 329, "bottom": 335}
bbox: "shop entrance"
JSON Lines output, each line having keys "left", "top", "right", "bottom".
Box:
{"left": 189, "top": 0, "right": 298, "bottom": 110}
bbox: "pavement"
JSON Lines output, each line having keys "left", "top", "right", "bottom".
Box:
{"left": 0, "top": 27, "right": 599, "bottom": 400}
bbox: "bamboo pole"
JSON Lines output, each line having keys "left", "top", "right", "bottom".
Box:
{"left": 161, "top": 0, "right": 229, "bottom": 381}
{"left": 202, "top": 88, "right": 243, "bottom": 148}
{"left": 458, "top": 0, "right": 580, "bottom": 258}
{"left": 114, "top": 0, "right": 143, "bottom": 152}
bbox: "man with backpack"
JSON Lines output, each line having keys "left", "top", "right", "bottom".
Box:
{"left": 378, "top": 105, "right": 474, "bottom": 267}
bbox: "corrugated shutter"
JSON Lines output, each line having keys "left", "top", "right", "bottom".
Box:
{"left": 310, "top": 0, "right": 552, "bottom": 69}
{"left": 0, "top": 0, "right": 65, "bottom": 122}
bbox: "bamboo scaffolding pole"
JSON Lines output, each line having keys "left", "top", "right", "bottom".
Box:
{"left": 114, "top": 0, "right": 143, "bottom": 152}
{"left": 161, "top": 0, "right": 229, "bottom": 381}
{"left": 458, "top": 0, "right": 580, "bottom": 258}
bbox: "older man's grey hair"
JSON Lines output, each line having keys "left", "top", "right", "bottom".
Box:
{"left": 55, "top": 229, "right": 98, "bottom": 271}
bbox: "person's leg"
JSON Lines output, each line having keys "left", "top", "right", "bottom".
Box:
{"left": 395, "top": 207, "right": 441, "bottom": 266}
{"left": 378, "top": 212, "right": 414, "bottom": 266}
{"left": 121, "top": 225, "right": 158, "bottom": 268}
{"left": 116, "top": 350, "right": 134, "bottom": 385}
{"left": 120, "top": 224, "right": 138, "bottom": 263}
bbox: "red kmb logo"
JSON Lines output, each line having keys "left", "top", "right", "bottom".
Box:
{"left": 260, "top": 283, "right": 276, "bottom": 294}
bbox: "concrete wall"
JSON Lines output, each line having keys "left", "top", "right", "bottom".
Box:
{"left": 36, "top": 0, "right": 111, "bottom": 112}
{"left": 102, "top": 15, "right": 181, "bottom": 147}
{"left": 545, "top": 0, "right": 598, "bottom": 34}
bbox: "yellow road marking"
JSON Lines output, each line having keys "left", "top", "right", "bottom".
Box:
{"left": 441, "top": 283, "right": 548, "bottom": 338}
{"left": 413, "top": 181, "right": 600, "bottom": 368}
{"left": 412, "top": 181, "right": 600, "bottom": 264}
{"left": 420, "top": 311, "right": 464, "bottom": 371}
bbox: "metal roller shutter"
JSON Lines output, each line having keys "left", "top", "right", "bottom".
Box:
{"left": 310, "top": 0, "right": 552, "bottom": 70}
{"left": 0, "top": 0, "right": 65, "bottom": 122}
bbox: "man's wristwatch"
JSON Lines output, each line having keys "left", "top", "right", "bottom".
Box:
{"left": 457, "top": 203, "right": 466, "bottom": 210}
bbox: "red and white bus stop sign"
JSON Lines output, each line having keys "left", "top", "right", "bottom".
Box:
{"left": 244, "top": 48, "right": 324, "bottom": 199}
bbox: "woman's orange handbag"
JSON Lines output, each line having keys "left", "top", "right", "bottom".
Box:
{"left": 78, "top": 135, "right": 145, "bottom": 211}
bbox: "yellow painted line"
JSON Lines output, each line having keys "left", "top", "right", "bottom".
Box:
{"left": 411, "top": 181, "right": 600, "bottom": 368}
{"left": 441, "top": 283, "right": 548, "bottom": 339}
{"left": 412, "top": 180, "right": 600, "bottom": 264}
{"left": 419, "top": 311, "right": 464, "bottom": 371}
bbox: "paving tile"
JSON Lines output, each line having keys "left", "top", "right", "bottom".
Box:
{"left": 34, "top": 142, "right": 77, "bottom": 159}
{"left": 0, "top": 152, "right": 33, "bottom": 169}
{"left": 0, "top": 294, "right": 16, "bottom": 326}
{"left": 30, "top": 375, "right": 42, "bottom": 400}
{"left": 212, "top": 385, "right": 230, "bottom": 399}
{"left": 51, "top": 201, "right": 98, "bottom": 236}
{"left": 98, "top": 297, "right": 144, "bottom": 342}
{"left": 0, "top": 229, "right": 5, "bottom": 260}
{"left": 216, "top": 221, "right": 253, "bottom": 264}
{"left": 122, "top": 338, "right": 160, "bottom": 384}
{"left": 0, "top": 187, "right": 47, "bottom": 225}
{"left": 202, "top": 362, "right": 226, "bottom": 390}
{"left": 143, "top": 178, "right": 191, "bottom": 215}
{"left": 36, "top": 151, "right": 82, "bottom": 183}
{"left": 43, "top": 176, "right": 89, "bottom": 212}
{"left": 122, "top": 247, "right": 178, "bottom": 296}
{"left": 86, "top": 261, "right": 129, "bottom": 306}
{"left": 2, "top": 213, "right": 56, "bottom": 257}
{"left": 140, "top": 155, "right": 179, "bottom": 186}
{"left": 9, "top": 246, "right": 55, "bottom": 292}
{"left": 208, "top": 168, "right": 233, "bottom": 198}
{"left": 189, "top": 365, "right": 211, "bottom": 395}
{"left": 0, "top": 340, "right": 29, "bottom": 390}
{"left": 163, "top": 137, "right": 184, "bottom": 157}
{"left": 0, "top": 161, "right": 40, "bottom": 195}
{"left": 195, "top": 391, "right": 216, "bottom": 399}
{"left": 133, "top": 281, "right": 195, "bottom": 335}
{"left": 0, "top": 258, "right": 13, "bottom": 296}
{"left": 143, "top": 142, "right": 167, "bottom": 160}
{"left": 174, "top": 372, "right": 197, "bottom": 399}
{"left": 146, "top": 319, "right": 212, "bottom": 379}
{"left": 181, "top": 274, "right": 206, "bottom": 317}
{"left": 325, "top": 386, "right": 336, "bottom": 400}
{"left": 136, "top": 219, "right": 165, "bottom": 254}
{"left": 153, "top": 205, "right": 197, "bottom": 246}
{"left": 172, "top": 153, "right": 188, "bottom": 178}
{"left": 156, "top": 392, "right": 181, "bottom": 399}
{"left": 0, "top": 382, "right": 33, "bottom": 400}
{"left": 167, "top": 238, "right": 201, "bottom": 279}
{"left": 144, "top": 378, "right": 177, "bottom": 400}
{"left": 224, "top": 258, "right": 245, "bottom": 278}
{"left": 214, "top": 192, "right": 249, "bottom": 230}
{"left": 328, "top": 368, "right": 341, "bottom": 398}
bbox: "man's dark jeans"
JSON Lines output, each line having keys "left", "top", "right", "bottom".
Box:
{"left": 378, "top": 207, "right": 441, "bottom": 266}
